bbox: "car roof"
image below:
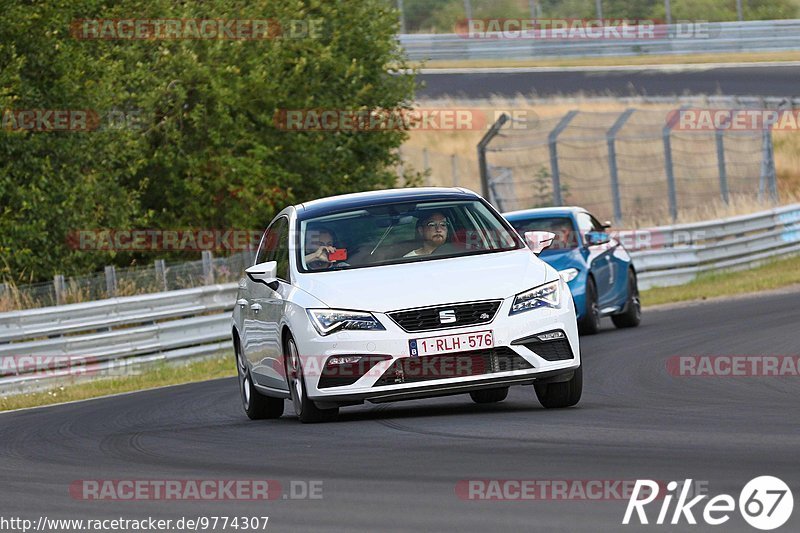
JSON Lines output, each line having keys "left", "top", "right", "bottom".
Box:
{"left": 502, "top": 206, "right": 587, "bottom": 219}
{"left": 296, "top": 187, "right": 480, "bottom": 220}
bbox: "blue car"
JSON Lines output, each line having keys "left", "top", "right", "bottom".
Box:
{"left": 504, "top": 207, "right": 641, "bottom": 334}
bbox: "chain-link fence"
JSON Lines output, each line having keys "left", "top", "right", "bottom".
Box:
{"left": 475, "top": 108, "right": 776, "bottom": 223}
{"left": 1, "top": 250, "right": 257, "bottom": 311}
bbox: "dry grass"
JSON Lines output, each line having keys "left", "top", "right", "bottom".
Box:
{"left": 403, "top": 96, "right": 800, "bottom": 226}
{"left": 412, "top": 50, "right": 800, "bottom": 69}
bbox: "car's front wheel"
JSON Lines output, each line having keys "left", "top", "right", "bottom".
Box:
{"left": 236, "top": 337, "right": 284, "bottom": 420}
{"left": 578, "top": 277, "right": 601, "bottom": 335}
{"left": 611, "top": 270, "right": 641, "bottom": 329}
{"left": 469, "top": 387, "right": 509, "bottom": 404}
{"left": 285, "top": 336, "right": 339, "bottom": 423}
{"left": 534, "top": 366, "right": 582, "bottom": 408}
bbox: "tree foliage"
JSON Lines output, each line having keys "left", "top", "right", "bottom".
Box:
{"left": 1, "top": 0, "right": 416, "bottom": 282}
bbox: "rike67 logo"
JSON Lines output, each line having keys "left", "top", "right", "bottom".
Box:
{"left": 623, "top": 477, "right": 794, "bottom": 530}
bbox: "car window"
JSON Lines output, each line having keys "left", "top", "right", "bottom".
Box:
{"left": 255, "top": 216, "right": 288, "bottom": 272}
{"left": 272, "top": 217, "right": 290, "bottom": 282}
{"left": 509, "top": 216, "right": 578, "bottom": 251}
{"left": 296, "top": 199, "right": 523, "bottom": 272}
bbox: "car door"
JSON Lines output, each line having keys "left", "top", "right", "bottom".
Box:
{"left": 577, "top": 212, "right": 613, "bottom": 306}
{"left": 248, "top": 216, "right": 291, "bottom": 391}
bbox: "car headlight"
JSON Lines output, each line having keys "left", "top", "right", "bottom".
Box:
{"left": 510, "top": 280, "right": 561, "bottom": 315}
{"left": 558, "top": 268, "right": 579, "bottom": 283}
{"left": 307, "top": 309, "right": 385, "bottom": 336}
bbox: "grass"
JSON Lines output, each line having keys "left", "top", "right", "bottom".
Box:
{"left": 641, "top": 254, "right": 800, "bottom": 307}
{"left": 0, "top": 354, "right": 236, "bottom": 412}
{"left": 412, "top": 50, "right": 800, "bottom": 69}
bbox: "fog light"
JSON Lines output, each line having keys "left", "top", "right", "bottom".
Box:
{"left": 537, "top": 331, "right": 565, "bottom": 342}
{"left": 327, "top": 356, "right": 363, "bottom": 366}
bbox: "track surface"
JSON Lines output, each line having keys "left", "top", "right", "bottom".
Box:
{"left": 417, "top": 64, "right": 800, "bottom": 99}
{"left": 1, "top": 290, "right": 799, "bottom": 532}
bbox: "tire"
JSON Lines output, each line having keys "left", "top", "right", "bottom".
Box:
{"left": 611, "top": 270, "right": 641, "bottom": 329}
{"left": 578, "top": 277, "right": 601, "bottom": 335}
{"left": 534, "top": 366, "right": 582, "bottom": 409}
{"left": 235, "top": 336, "right": 284, "bottom": 420}
{"left": 469, "top": 387, "right": 509, "bottom": 404}
{"left": 285, "top": 336, "right": 339, "bottom": 423}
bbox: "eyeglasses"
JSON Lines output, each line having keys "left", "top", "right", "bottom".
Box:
{"left": 425, "top": 222, "right": 449, "bottom": 229}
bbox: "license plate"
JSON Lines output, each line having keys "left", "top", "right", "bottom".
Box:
{"left": 409, "top": 330, "right": 493, "bottom": 357}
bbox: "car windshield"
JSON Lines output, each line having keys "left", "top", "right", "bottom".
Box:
{"left": 298, "top": 199, "right": 523, "bottom": 272}
{"left": 508, "top": 216, "right": 578, "bottom": 253}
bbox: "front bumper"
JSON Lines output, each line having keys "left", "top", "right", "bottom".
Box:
{"left": 292, "top": 293, "right": 580, "bottom": 404}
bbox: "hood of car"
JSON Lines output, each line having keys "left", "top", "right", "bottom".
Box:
{"left": 297, "top": 249, "right": 551, "bottom": 313}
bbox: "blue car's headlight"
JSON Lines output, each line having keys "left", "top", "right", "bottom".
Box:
{"left": 308, "top": 309, "right": 385, "bottom": 336}
{"left": 510, "top": 280, "right": 561, "bottom": 315}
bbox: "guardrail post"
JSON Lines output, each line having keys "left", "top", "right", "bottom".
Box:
{"left": 477, "top": 113, "right": 509, "bottom": 205}
{"left": 715, "top": 128, "right": 729, "bottom": 204}
{"left": 548, "top": 110, "right": 579, "bottom": 207}
{"left": 662, "top": 122, "right": 679, "bottom": 222}
{"left": 202, "top": 251, "right": 215, "bottom": 285}
{"left": 54, "top": 274, "right": 65, "bottom": 305}
{"left": 155, "top": 259, "right": 168, "bottom": 292}
{"left": 104, "top": 266, "right": 117, "bottom": 297}
{"left": 606, "top": 109, "right": 635, "bottom": 223}
{"left": 451, "top": 154, "right": 459, "bottom": 186}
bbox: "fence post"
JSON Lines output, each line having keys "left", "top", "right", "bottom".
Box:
{"left": 662, "top": 122, "right": 678, "bottom": 222}
{"left": 202, "top": 251, "right": 215, "bottom": 285}
{"left": 104, "top": 265, "right": 117, "bottom": 297}
{"left": 760, "top": 128, "right": 778, "bottom": 203}
{"left": 548, "top": 110, "right": 579, "bottom": 207}
{"left": 54, "top": 275, "right": 65, "bottom": 305}
{"left": 715, "top": 128, "right": 729, "bottom": 204}
{"left": 451, "top": 154, "right": 459, "bottom": 186}
{"left": 477, "top": 113, "right": 509, "bottom": 205}
{"left": 606, "top": 108, "right": 635, "bottom": 223}
{"left": 154, "top": 259, "right": 168, "bottom": 292}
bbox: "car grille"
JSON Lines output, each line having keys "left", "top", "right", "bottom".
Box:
{"left": 386, "top": 300, "right": 503, "bottom": 333}
{"left": 517, "top": 338, "right": 574, "bottom": 361}
{"left": 373, "top": 347, "right": 532, "bottom": 387}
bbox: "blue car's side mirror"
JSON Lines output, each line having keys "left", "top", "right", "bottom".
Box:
{"left": 585, "top": 231, "right": 611, "bottom": 247}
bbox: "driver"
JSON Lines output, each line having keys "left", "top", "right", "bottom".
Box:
{"left": 404, "top": 212, "right": 449, "bottom": 257}
{"left": 304, "top": 227, "right": 344, "bottom": 270}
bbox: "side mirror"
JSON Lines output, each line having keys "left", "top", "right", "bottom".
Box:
{"left": 602, "top": 220, "right": 612, "bottom": 230}
{"left": 245, "top": 261, "right": 278, "bottom": 289}
{"left": 524, "top": 231, "right": 556, "bottom": 255}
{"left": 585, "top": 231, "right": 611, "bottom": 246}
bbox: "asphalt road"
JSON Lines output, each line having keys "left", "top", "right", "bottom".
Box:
{"left": 417, "top": 63, "right": 800, "bottom": 99}
{"left": 1, "top": 289, "right": 799, "bottom": 533}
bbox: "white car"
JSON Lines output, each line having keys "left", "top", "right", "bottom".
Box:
{"left": 232, "top": 187, "right": 581, "bottom": 422}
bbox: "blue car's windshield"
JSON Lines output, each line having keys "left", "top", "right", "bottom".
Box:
{"left": 508, "top": 216, "right": 578, "bottom": 254}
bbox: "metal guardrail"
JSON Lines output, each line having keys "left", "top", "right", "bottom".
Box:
{"left": 2, "top": 204, "right": 799, "bottom": 395}
{"left": 629, "top": 204, "right": 800, "bottom": 289}
{"left": 0, "top": 283, "right": 237, "bottom": 395}
{"left": 400, "top": 19, "right": 800, "bottom": 61}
